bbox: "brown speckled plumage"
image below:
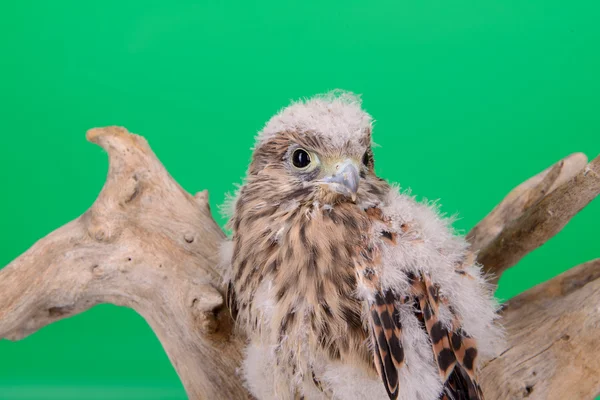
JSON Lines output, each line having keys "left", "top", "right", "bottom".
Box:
{"left": 229, "top": 130, "right": 386, "bottom": 366}
{"left": 224, "top": 92, "right": 498, "bottom": 400}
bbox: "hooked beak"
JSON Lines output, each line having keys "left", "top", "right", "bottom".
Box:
{"left": 319, "top": 159, "right": 360, "bottom": 202}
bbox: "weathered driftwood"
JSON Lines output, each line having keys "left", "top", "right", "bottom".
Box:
{"left": 0, "top": 127, "right": 247, "bottom": 399}
{"left": 467, "top": 152, "right": 600, "bottom": 283}
{"left": 480, "top": 258, "right": 600, "bottom": 399}
{"left": 0, "top": 127, "right": 598, "bottom": 400}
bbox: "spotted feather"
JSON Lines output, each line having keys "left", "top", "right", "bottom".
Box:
{"left": 360, "top": 208, "right": 407, "bottom": 399}
{"left": 442, "top": 298, "right": 484, "bottom": 399}
{"left": 420, "top": 276, "right": 484, "bottom": 400}
{"left": 369, "top": 289, "right": 405, "bottom": 399}
{"left": 410, "top": 273, "right": 457, "bottom": 380}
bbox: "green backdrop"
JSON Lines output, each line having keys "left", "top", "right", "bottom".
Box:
{"left": 1, "top": 1, "right": 598, "bottom": 399}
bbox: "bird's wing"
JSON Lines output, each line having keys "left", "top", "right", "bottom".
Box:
{"left": 368, "top": 288, "right": 404, "bottom": 399}
{"left": 410, "top": 272, "right": 484, "bottom": 400}
{"left": 359, "top": 205, "right": 487, "bottom": 400}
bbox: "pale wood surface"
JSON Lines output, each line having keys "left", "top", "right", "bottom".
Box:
{"left": 480, "top": 259, "right": 600, "bottom": 400}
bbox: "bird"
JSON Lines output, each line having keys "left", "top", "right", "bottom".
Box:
{"left": 221, "top": 90, "right": 502, "bottom": 400}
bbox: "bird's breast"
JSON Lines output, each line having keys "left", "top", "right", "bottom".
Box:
{"left": 272, "top": 204, "right": 376, "bottom": 363}
{"left": 232, "top": 200, "right": 387, "bottom": 373}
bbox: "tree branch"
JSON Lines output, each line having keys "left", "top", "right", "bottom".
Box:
{"left": 0, "top": 127, "right": 248, "bottom": 399}
{"left": 480, "top": 258, "right": 600, "bottom": 400}
{"left": 467, "top": 153, "right": 600, "bottom": 283}
{"left": 1, "top": 127, "right": 598, "bottom": 400}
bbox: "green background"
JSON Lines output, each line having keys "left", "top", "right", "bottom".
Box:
{"left": 1, "top": 0, "right": 598, "bottom": 399}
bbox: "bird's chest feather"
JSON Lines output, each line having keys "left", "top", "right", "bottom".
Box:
{"left": 231, "top": 201, "right": 383, "bottom": 368}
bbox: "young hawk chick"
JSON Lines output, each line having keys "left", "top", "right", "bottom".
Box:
{"left": 223, "top": 91, "right": 501, "bottom": 400}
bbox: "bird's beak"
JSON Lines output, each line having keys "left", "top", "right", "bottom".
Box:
{"left": 319, "top": 159, "right": 360, "bottom": 202}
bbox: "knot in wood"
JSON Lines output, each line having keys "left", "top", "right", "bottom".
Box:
{"left": 184, "top": 233, "right": 195, "bottom": 243}
{"left": 93, "top": 228, "right": 107, "bottom": 242}
{"left": 87, "top": 220, "right": 121, "bottom": 243}
{"left": 91, "top": 264, "right": 104, "bottom": 277}
{"left": 189, "top": 285, "right": 224, "bottom": 334}
{"left": 88, "top": 224, "right": 110, "bottom": 242}
{"left": 85, "top": 209, "right": 122, "bottom": 243}
{"left": 121, "top": 175, "right": 141, "bottom": 204}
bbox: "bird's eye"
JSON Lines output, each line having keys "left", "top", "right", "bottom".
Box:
{"left": 291, "top": 148, "right": 312, "bottom": 169}
{"left": 362, "top": 151, "right": 370, "bottom": 166}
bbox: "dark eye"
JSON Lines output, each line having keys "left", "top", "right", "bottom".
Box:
{"left": 292, "top": 148, "right": 311, "bottom": 169}
{"left": 362, "top": 151, "right": 370, "bottom": 166}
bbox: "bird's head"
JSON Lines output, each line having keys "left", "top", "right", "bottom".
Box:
{"left": 246, "top": 90, "right": 376, "bottom": 206}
